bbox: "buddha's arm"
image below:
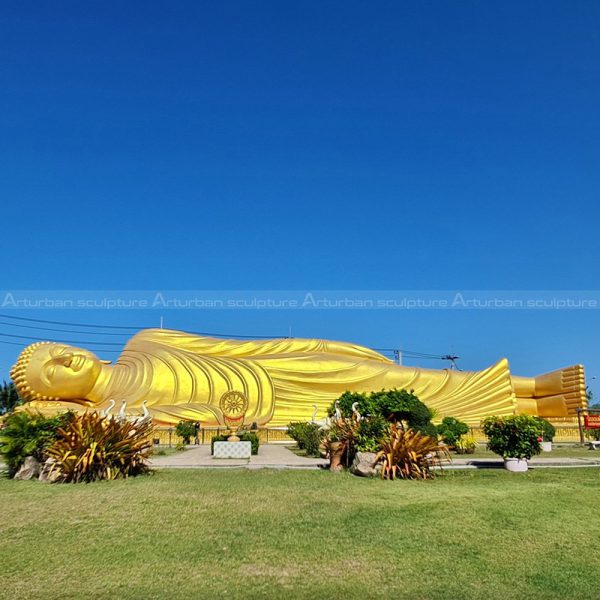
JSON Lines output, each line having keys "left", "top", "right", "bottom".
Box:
{"left": 126, "top": 329, "right": 390, "bottom": 362}
{"left": 147, "top": 403, "right": 225, "bottom": 426}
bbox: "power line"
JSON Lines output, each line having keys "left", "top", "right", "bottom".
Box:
{"left": 0, "top": 313, "right": 142, "bottom": 329}
{"left": 0, "top": 338, "right": 122, "bottom": 352}
{"left": 0, "top": 313, "right": 457, "bottom": 364}
{"left": 373, "top": 347, "right": 445, "bottom": 359}
{"left": 0, "top": 320, "right": 132, "bottom": 336}
{"left": 0, "top": 313, "right": 281, "bottom": 339}
{"left": 0, "top": 332, "right": 123, "bottom": 346}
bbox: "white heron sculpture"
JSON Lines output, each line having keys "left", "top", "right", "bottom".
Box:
{"left": 100, "top": 399, "right": 116, "bottom": 419}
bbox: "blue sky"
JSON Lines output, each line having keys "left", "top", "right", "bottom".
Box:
{"left": 0, "top": 2, "right": 598, "bottom": 395}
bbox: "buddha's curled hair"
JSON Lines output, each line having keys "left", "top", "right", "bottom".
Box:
{"left": 9, "top": 341, "right": 60, "bottom": 402}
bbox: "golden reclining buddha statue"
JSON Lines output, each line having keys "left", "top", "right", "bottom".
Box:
{"left": 10, "top": 328, "right": 587, "bottom": 426}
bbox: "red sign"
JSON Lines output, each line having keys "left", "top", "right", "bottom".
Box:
{"left": 584, "top": 415, "right": 600, "bottom": 429}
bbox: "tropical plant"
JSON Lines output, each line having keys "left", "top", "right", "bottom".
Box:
{"left": 47, "top": 412, "right": 153, "bottom": 483}
{"left": 534, "top": 418, "right": 556, "bottom": 442}
{"left": 175, "top": 420, "right": 196, "bottom": 444}
{"left": 455, "top": 436, "right": 478, "bottom": 454}
{"left": 0, "top": 410, "right": 75, "bottom": 477}
{"left": 323, "top": 415, "right": 362, "bottom": 467}
{"left": 482, "top": 415, "right": 543, "bottom": 460}
{"left": 211, "top": 431, "right": 260, "bottom": 455}
{"left": 436, "top": 416, "right": 469, "bottom": 447}
{"left": 374, "top": 424, "right": 450, "bottom": 480}
{"left": 326, "top": 416, "right": 359, "bottom": 445}
{"left": 0, "top": 381, "right": 22, "bottom": 415}
{"left": 287, "top": 422, "right": 324, "bottom": 457}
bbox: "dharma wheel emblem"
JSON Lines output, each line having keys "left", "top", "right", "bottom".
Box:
{"left": 219, "top": 390, "right": 249, "bottom": 442}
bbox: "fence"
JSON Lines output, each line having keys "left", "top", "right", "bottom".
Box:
{"left": 153, "top": 418, "right": 587, "bottom": 447}
{"left": 152, "top": 426, "right": 294, "bottom": 447}
{"left": 468, "top": 425, "right": 583, "bottom": 443}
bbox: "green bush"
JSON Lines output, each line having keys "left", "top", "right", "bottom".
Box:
{"left": 355, "top": 416, "right": 389, "bottom": 452}
{"left": 455, "top": 436, "right": 478, "bottom": 454}
{"left": 0, "top": 411, "right": 74, "bottom": 477}
{"left": 175, "top": 420, "right": 196, "bottom": 444}
{"left": 482, "top": 415, "right": 543, "bottom": 460}
{"left": 534, "top": 418, "right": 556, "bottom": 442}
{"left": 374, "top": 389, "right": 431, "bottom": 425}
{"left": 287, "top": 422, "right": 323, "bottom": 457}
{"left": 585, "top": 428, "right": 600, "bottom": 441}
{"left": 436, "top": 416, "right": 469, "bottom": 447}
{"left": 331, "top": 391, "right": 373, "bottom": 418}
{"left": 211, "top": 431, "right": 260, "bottom": 455}
{"left": 329, "top": 388, "right": 435, "bottom": 436}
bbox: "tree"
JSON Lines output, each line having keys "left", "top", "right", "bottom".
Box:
{"left": 0, "top": 381, "right": 22, "bottom": 415}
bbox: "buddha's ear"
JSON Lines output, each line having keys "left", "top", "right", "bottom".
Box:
{"left": 100, "top": 359, "right": 112, "bottom": 365}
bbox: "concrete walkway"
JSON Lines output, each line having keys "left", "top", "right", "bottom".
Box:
{"left": 149, "top": 445, "right": 600, "bottom": 470}
{"left": 150, "top": 444, "right": 328, "bottom": 470}
{"left": 2, "top": 448, "right": 599, "bottom": 474}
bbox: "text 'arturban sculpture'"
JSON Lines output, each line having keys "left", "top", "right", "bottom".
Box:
{"left": 10, "top": 328, "right": 587, "bottom": 425}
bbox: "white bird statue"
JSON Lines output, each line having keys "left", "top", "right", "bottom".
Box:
{"left": 311, "top": 404, "right": 319, "bottom": 423}
{"left": 351, "top": 401, "right": 362, "bottom": 421}
{"left": 129, "top": 400, "right": 152, "bottom": 426}
{"left": 334, "top": 400, "right": 342, "bottom": 420}
{"left": 117, "top": 400, "right": 127, "bottom": 422}
{"left": 100, "top": 399, "right": 116, "bottom": 419}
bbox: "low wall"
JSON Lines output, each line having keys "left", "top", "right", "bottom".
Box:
{"left": 152, "top": 426, "right": 294, "bottom": 446}
{"left": 153, "top": 418, "right": 586, "bottom": 446}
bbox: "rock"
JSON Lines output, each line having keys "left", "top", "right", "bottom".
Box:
{"left": 39, "top": 458, "right": 63, "bottom": 483}
{"left": 350, "top": 452, "right": 381, "bottom": 477}
{"left": 14, "top": 456, "right": 41, "bottom": 480}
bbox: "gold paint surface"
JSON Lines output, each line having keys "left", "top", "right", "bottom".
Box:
{"left": 10, "top": 329, "right": 587, "bottom": 425}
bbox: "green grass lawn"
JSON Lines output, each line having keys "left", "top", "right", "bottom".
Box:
{"left": 1, "top": 468, "right": 600, "bottom": 600}
{"left": 150, "top": 446, "right": 189, "bottom": 457}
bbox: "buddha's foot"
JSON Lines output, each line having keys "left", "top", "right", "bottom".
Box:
{"left": 535, "top": 364, "right": 586, "bottom": 415}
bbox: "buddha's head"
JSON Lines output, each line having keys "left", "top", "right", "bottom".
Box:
{"left": 10, "top": 342, "right": 105, "bottom": 402}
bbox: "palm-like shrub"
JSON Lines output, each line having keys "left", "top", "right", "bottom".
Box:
{"left": 374, "top": 425, "right": 450, "bottom": 480}
{"left": 0, "top": 411, "right": 74, "bottom": 477}
{"left": 47, "top": 412, "right": 153, "bottom": 483}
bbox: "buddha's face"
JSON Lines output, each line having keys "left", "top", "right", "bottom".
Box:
{"left": 20, "top": 343, "right": 103, "bottom": 400}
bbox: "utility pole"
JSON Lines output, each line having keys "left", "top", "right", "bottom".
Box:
{"left": 442, "top": 355, "right": 460, "bottom": 370}
{"left": 393, "top": 349, "right": 402, "bottom": 365}
{"left": 160, "top": 315, "right": 164, "bottom": 329}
